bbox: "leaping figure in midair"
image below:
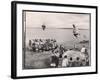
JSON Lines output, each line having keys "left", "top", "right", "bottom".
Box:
{"left": 72, "top": 24, "right": 80, "bottom": 38}
{"left": 42, "top": 24, "right": 46, "bottom": 30}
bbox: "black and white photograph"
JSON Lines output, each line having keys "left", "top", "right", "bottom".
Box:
{"left": 23, "top": 11, "right": 91, "bottom": 69}
{"left": 11, "top": 1, "right": 97, "bottom": 79}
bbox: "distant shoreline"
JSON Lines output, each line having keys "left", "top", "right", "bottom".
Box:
{"left": 26, "top": 27, "right": 89, "bottom": 30}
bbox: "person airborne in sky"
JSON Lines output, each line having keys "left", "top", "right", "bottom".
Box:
{"left": 42, "top": 24, "right": 46, "bottom": 30}
{"left": 72, "top": 24, "right": 80, "bottom": 38}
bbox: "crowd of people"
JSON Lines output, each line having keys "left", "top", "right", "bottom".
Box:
{"left": 28, "top": 39, "right": 59, "bottom": 52}
{"left": 28, "top": 39, "right": 89, "bottom": 68}
{"left": 50, "top": 45, "right": 89, "bottom": 68}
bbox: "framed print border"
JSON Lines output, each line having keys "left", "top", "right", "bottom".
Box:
{"left": 11, "top": 1, "right": 98, "bottom": 79}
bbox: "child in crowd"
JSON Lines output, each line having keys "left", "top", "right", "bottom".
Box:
{"left": 75, "top": 57, "right": 80, "bottom": 67}
{"left": 62, "top": 56, "right": 69, "bottom": 67}
{"left": 69, "top": 57, "right": 73, "bottom": 67}
{"left": 81, "top": 45, "right": 86, "bottom": 54}
{"left": 50, "top": 53, "right": 59, "bottom": 68}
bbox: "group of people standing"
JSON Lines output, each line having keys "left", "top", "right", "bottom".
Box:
{"left": 28, "top": 39, "right": 89, "bottom": 68}
{"left": 50, "top": 50, "right": 69, "bottom": 68}
{"left": 28, "top": 39, "right": 58, "bottom": 52}
{"left": 50, "top": 45, "right": 89, "bottom": 68}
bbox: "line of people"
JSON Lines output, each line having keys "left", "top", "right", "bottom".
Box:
{"left": 28, "top": 39, "right": 58, "bottom": 52}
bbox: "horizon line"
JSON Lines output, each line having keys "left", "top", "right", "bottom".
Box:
{"left": 26, "top": 27, "right": 89, "bottom": 30}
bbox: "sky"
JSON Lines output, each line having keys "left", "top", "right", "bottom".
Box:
{"left": 25, "top": 11, "right": 90, "bottom": 29}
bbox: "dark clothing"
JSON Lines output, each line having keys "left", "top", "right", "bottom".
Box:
{"left": 51, "top": 55, "right": 59, "bottom": 67}
{"left": 74, "top": 33, "right": 78, "bottom": 38}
